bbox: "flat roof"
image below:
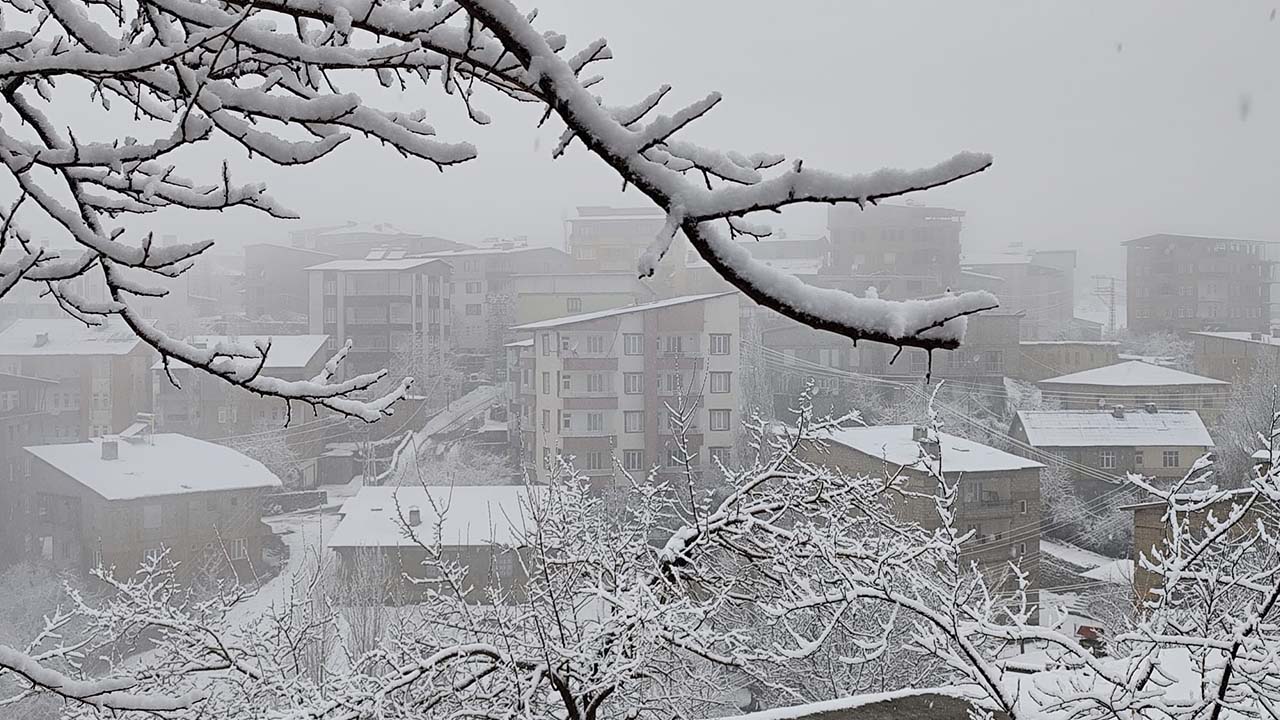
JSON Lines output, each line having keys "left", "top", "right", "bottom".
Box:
{"left": 511, "top": 292, "right": 734, "bottom": 331}
{"left": 328, "top": 485, "right": 540, "bottom": 549}
{"left": 304, "top": 257, "right": 451, "bottom": 272}
{"left": 1040, "top": 360, "right": 1228, "bottom": 387}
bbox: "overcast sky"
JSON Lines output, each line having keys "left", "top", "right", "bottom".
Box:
{"left": 128, "top": 1, "right": 1278, "bottom": 284}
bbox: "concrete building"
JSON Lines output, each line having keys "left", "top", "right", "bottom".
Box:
{"left": 827, "top": 203, "right": 964, "bottom": 299}
{"left": 1125, "top": 234, "right": 1280, "bottom": 335}
{"left": 508, "top": 293, "right": 741, "bottom": 495}
{"left": 289, "top": 221, "right": 465, "bottom": 259}
{"left": 1190, "top": 330, "right": 1280, "bottom": 383}
{"left": 244, "top": 243, "right": 338, "bottom": 322}
{"left": 328, "top": 485, "right": 536, "bottom": 603}
{"left": 810, "top": 425, "right": 1043, "bottom": 606}
{"left": 1037, "top": 361, "right": 1230, "bottom": 426}
{"left": 566, "top": 206, "right": 669, "bottom": 274}
{"left": 959, "top": 250, "right": 1076, "bottom": 340}
{"left": 6, "top": 432, "right": 281, "bottom": 576}
{"left": 0, "top": 318, "right": 154, "bottom": 441}
{"left": 508, "top": 272, "right": 654, "bottom": 328}
{"left": 1010, "top": 408, "right": 1213, "bottom": 501}
{"left": 1012, "top": 341, "right": 1121, "bottom": 383}
{"left": 305, "top": 256, "right": 452, "bottom": 379}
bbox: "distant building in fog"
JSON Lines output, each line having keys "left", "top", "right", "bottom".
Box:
{"left": 290, "top": 221, "right": 465, "bottom": 259}
{"left": 1012, "top": 341, "right": 1120, "bottom": 384}
{"left": 305, "top": 255, "right": 452, "bottom": 379}
{"left": 959, "top": 250, "right": 1076, "bottom": 340}
{"left": 1190, "top": 329, "right": 1280, "bottom": 383}
{"left": 6, "top": 432, "right": 280, "bottom": 577}
{"left": 508, "top": 293, "right": 741, "bottom": 496}
{"left": 1037, "top": 360, "right": 1230, "bottom": 425}
{"left": 566, "top": 206, "right": 671, "bottom": 275}
{"left": 244, "top": 243, "right": 338, "bottom": 322}
{"left": 509, "top": 272, "right": 654, "bottom": 328}
{"left": 1125, "top": 234, "right": 1279, "bottom": 335}
{"left": 827, "top": 203, "right": 964, "bottom": 299}
{"left": 0, "top": 318, "right": 153, "bottom": 441}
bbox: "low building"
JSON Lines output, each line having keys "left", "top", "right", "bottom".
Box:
{"left": 244, "top": 243, "right": 337, "bottom": 322}
{"left": 810, "top": 425, "right": 1043, "bottom": 605}
{"left": 327, "top": 485, "right": 536, "bottom": 603}
{"left": 1012, "top": 341, "right": 1121, "bottom": 383}
{"left": 0, "top": 317, "right": 154, "bottom": 440}
{"left": 1009, "top": 408, "right": 1213, "bottom": 502}
{"left": 1037, "top": 361, "right": 1230, "bottom": 426}
{"left": 1190, "top": 330, "right": 1280, "bottom": 383}
{"left": 8, "top": 432, "right": 281, "bottom": 576}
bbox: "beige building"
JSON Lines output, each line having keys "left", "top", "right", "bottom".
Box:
{"left": 1013, "top": 341, "right": 1121, "bottom": 383}
{"left": 509, "top": 293, "right": 742, "bottom": 495}
{"left": 1190, "top": 330, "right": 1280, "bottom": 382}
{"left": 1037, "top": 360, "right": 1230, "bottom": 426}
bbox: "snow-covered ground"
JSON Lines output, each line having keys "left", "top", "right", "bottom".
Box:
{"left": 1081, "top": 559, "right": 1135, "bottom": 585}
{"left": 1041, "top": 539, "right": 1119, "bottom": 569}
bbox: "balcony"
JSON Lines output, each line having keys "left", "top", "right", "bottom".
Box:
{"left": 958, "top": 498, "right": 1015, "bottom": 520}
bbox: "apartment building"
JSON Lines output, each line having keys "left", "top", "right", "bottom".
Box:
{"left": 1190, "top": 330, "right": 1280, "bottom": 383}
{"left": 7, "top": 431, "right": 281, "bottom": 576}
{"left": 1037, "top": 361, "right": 1230, "bottom": 426}
{"left": 827, "top": 203, "right": 964, "bottom": 299}
{"left": 508, "top": 272, "right": 653, "bottom": 328}
{"left": 0, "top": 318, "right": 154, "bottom": 441}
{"left": 289, "top": 221, "right": 465, "bottom": 258}
{"left": 959, "top": 250, "right": 1077, "bottom": 340}
{"left": 1010, "top": 408, "right": 1213, "bottom": 501}
{"left": 244, "top": 243, "right": 338, "bottom": 321}
{"left": 508, "top": 293, "right": 741, "bottom": 494}
{"left": 809, "top": 425, "right": 1043, "bottom": 610}
{"left": 305, "top": 255, "right": 452, "bottom": 379}
{"left": 1012, "top": 341, "right": 1121, "bottom": 383}
{"left": 565, "top": 206, "right": 680, "bottom": 280}
{"left": 1125, "top": 233, "right": 1279, "bottom": 335}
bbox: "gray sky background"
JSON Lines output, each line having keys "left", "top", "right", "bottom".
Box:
{"left": 121, "top": 1, "right": 1278, "bottom": 284}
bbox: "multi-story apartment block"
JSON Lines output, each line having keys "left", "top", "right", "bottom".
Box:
{"left": 566, "top": 206, "right": 677, "bottom": 278}
{"left": 1190, "top": 330, "right": 1280, "bottom": 382}
{"left": 1125, "top": 233, "right": 1280, "bottom": 335}
{"left": 305, "top": 256, "right": 452, "bottom": 379}
{"left": 1012, "top": 341, "right": 1121, "bottom": 383}
{"left": 508, "top": 293, "right": 741, "bottom": 494}
{"left": 244, "top": 243, "right": 338, "bottom": 321}
{"left": 6, "top": 431, "right": 281, "bottom": 576}
{"left": 290, "top": 221, "right": 465, "bottom": 259}
{"left": 1037, "top": 360, "right": 1230, "bottom": 426}
{"left": 508, "top": 272, "right": 654, "bottom": 328}
{"left": 419, "top": 245, "right": 570, "bottom": 365}
{"left": 959, "top": 250, "right": 1077, "bottom": 340}
{"left": 0, "top": 318, "right": 153, "bottom": 441}
{"left": 827, "top": 203, "right": 964, "bottom": 299}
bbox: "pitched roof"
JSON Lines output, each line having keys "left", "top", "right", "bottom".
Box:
{"left": 1015, "top": 410, "right": 1214, "bottom": 448}
{"left": 822, "top": 425, "right": 1044, "bottom": 474}
{"left": 510, "top": 293, "right": 734, "bottom": 331}
{"left": 1039, "top": 360, "right": 1227, "bottom": 387}
{"left": 328, "top": 485, "right": 539, "bottom": 549}
{"left": 303, "top": 257, "right": 450, "bottom": 272}
{"left": 151, "top": 335, "right": 329, "bottom": 371}
{"left": 25, "top": 434, "right": 282, "bottom": 501}
{"left": 1122, "top": 233, "right": 1280, "bottom": 246}
{"left": 0, "top": 318, "right": 143, "bottom": 357}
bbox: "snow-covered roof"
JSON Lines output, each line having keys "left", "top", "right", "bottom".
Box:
{"left": 418, "top": 246, "right": 562, "bottom": 258}
{"left": 504, "top": 338, "right": 534, "bottom": 348}
{"left": 25, "top": 434, "right": 281, "bottom": 501}
{"left": 511, "top": 292, "right": 735, "bottom": 330}
{"left": 1190, "top": 330, "right": 1280, "bottom": 347}
{"left": 328, "top": 485, "right": 539, "bottom": 549}
{"left": 151, "top": 335, "right": 329, "bottom": 371}
{"left": 1015, "top": 410, "right": 1213, "bottom": 448}
{"left": 1020, "top": 341, "right": 1118, "bottom": 347}
{"left": 1039, "top": 361, "right": 1227, "bottom": 387}
{"left": 962, "top": 253, "right": 1031, "bottom": 266}
{"left": 822, "top": 425, "right": 1044, "bottom": 474}
{"left": 1122, "top": 232, "right": 1280, "bottom": 246}
{"left": 0, "top": 317, "right": 144, "bottom": 357}
{"left": 304, "top": 257, "right": 450, "bottom": 272}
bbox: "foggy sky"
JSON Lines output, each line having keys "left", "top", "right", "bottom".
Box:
{"left": 133, "top": 1, "right": 1280, "bottom": 284}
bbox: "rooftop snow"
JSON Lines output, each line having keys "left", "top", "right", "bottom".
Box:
{"left": 1190, "top": 331, "right": 1280, "bottom": 347}
{"left": 822, "top": 425, "right": 1044, "bottom": 474}
{"left": 150, "top": 335, "right": 329, "bottom": 371}
{"left": 0, "top": 318, "right": 143, "bottom": 357}
{"left": 504, "top": 338, "right": 534, "bottom": 348}
{"left": 1040, "top": 361, "right": 1227, "bottom": 387}
{"left": 328, "top": 485, "right": 539, "bottom": 549}
{"left": 511, "top": 292, "right": 735, "bottom": 331}
{"left": 1015, "top": 410, "right": 1213, "bottom": 448}
{"left": 417, "top": 246, "right": 563, "bottom": 258}
{"left": 1122, "top": 232, "right": 1280, "bottom": 246}
{"left": 961, "top": 253, "right": 1031, "bottom": 266}
{"left": 304, "top": 257, "right": 450, "bottom": 272}
{"left": 25, "top": 434, "right": 282, "bottom": 501}
{"left": 1020, "top": 341, "right": 1118, "bottom": 347}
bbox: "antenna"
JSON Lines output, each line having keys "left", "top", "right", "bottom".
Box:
{"left": 1091, "top": 274, "right": 1124, "bottom": 337}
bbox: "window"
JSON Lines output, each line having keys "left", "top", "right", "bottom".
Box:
{"left": 1099, "top": 450, "right": 1116, "bottom": 469}
{"left": 561, "top": 374, "right": 571, "bottom": 392}
{"left": 623, "top": 334, "right": 644, "bottom": 356}
{"left": 465, "top": 304, "right": 482, "bottom": 316}
{"left": 143, "top": 504, "right": 162, "bottom": 530}
{"left": 1163, "top": 450, "right": 1180, "bottom": 468}
{"left": 709, "top": 334, "right": 731, "bottom": 355}
{"left": 542, "top": 333, "right": 551, "bottom": 356}
{"left": 709, "top": 371, "right": 731, "bottom": 394}
{"left": 561, "top": 336, "right": 571, "bottom": 352}
{"left": 663, "top": 335, "right": 683, "bottom": 354}
{"left": 587, "top": 413, "right": 604, "bottom": 432}
{"left": 623, "top": 373, "right": 644, "bottom": 394}
{"left": 664, "top": 446, "right": 682, "bottom": 467}
{"left": 541, "top": 409, "right": 550, "bottom": 431}
{"left": 662, "top": 373, "right": 682, "bottom": 393}
{"left": 709, "top": 409, "right": 731, "bottom": 432}
{"left": 624, "top": 411, "right": 644, "bottom": 433}
{"left": 1134, "top": 449, "right": 1144, "bottom": 467}
{"left": 709, "top": 446, "right": 731, "bottom": 467}
{"left": 143, "top": 546, "right": 164, "bottom": 564}
{"left": 566, "top": 297, "right": 583, "bottom": 313}
{"left": 541, "top": 372, "right": 550, "bottom": 394}
{"left": 1019, "top": 499, "right": 1028, "bottom": 514}
{"left": 587, "top": 373, "right": 604, "bottom": 393}
{"left": 465, "top": 281, "right": 482, "bottom": 294}
{"left": 229, "top": 538, "right": 248, "bottom": 561}
{"left": 622, "top": 449, "right": 644, "bottom": 471}
{"left": 584, "top": 451, "right": 606, "bottom": 471}
{"left": 1017, "top": 542, "right": 1027, "bottom": 556}
{"left": 542, "top": 447, "right": 550, "bottom": 468}
{"left": 586, "top": 335, "right": 605, "bottom": 354}
{"left": 323, "top": 306, "right": 336, "bottom": 323}
{"left": 562, "top": 412, "right": 572, "bottom": 431}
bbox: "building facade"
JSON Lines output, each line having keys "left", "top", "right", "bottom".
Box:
{"left": 1012, "top": 341, "right": 1121, "bottom": 384}
{"left": 289, "top": 222, "right": 465, "bottom": 259}
{"left": 244, "top": 243, "right": 338, "bottom": 322}
{"left": 509, "top": 293, "right": 742, "bottom": 494}
{"left": 1190, "top": 330, "right": 1280, "bottom": 383}
{"left": 959, "top": 250, "right": 1076, "bottom": 340}
{"left": 1037, "top": 361, "right": 1231, "bottom": 426}
{"left": 1125, "top": 234, "right": 1279, "bottom": 335}
{"left": 566, "top": 206, "right": 670, "bottom": 274}
{"left": 827, "top": 203, "right": 964, "bottom": 299}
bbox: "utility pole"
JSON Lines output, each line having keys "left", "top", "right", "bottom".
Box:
{"left": 1092, "top": 275, "right": 1123, "bottom": 337}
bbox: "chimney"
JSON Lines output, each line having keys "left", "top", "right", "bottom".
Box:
{"left": 407, "top": 506, "right": 422, "bottom": 527}
{"left": 912, "top": 426, "right": 941, "bottom": 460}
{"left": 33, "top": 332, "right": 48, "bottom": 348}
{"left": 101, "top": 438, "right": 118, "bottom": 461}
{"left": 1144, "top": 402, "right": 1158, "bottom": 414}
{"left": 1111, "top": 404, "right": 1126, "bottom": 419}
